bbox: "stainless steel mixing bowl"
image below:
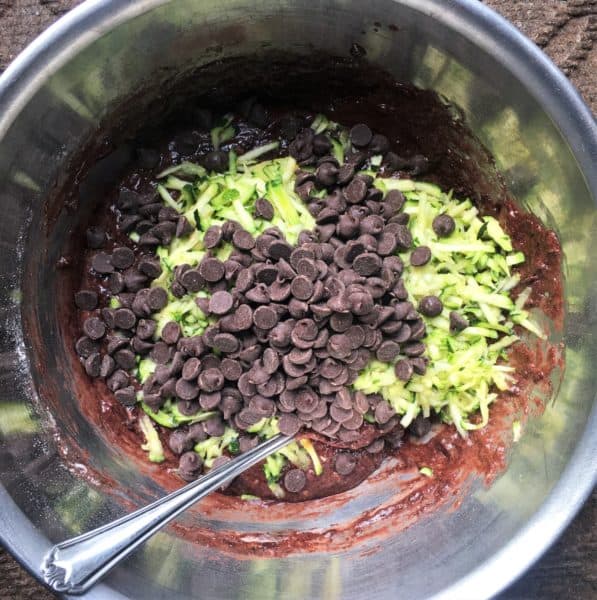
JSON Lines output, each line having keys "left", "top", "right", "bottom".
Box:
{"left": 0, "top": 1, "right": 596, "bottom": 598}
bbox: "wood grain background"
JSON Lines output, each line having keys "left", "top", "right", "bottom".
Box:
{"left": 0, "top": 1, "right": 594, "bottom": 598}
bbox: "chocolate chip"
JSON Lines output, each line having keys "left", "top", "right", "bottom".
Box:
{"left": 295, "top": 388, "right": 319, "bottom": 415}
{"left": 168, "top": 430, "right": 193, "bottom": 455}
{"left": 123, "top": 269, "right": 147, "bottom": 293}
{"left": 170, "top": 281, "right": 187, "bottom": 298}
{"left": 402, "top": 341, "right": 426, "bottom": 357}
{"left": 232, "top": 229, "right": 256, "bottom": 251}
{"left": 147, "top": 287, "right": 168, "bottom": 312}
{"left": 209, "top": 290, "right": 234, "bottom": 315}
{"left": 238, "top": 408, "right": 263, "bottom": 427}
{"left": 315, "top": 207, "right": 340, "bottom": 225}
{"left": 350, "top": 123, "right": 373, "bottom": 147}
{"left": 91, "top": 252, "right": 113, "bottom": 274}
{"left": 83, "top": 317, "right": 106, "bottom": 340}
{"left": 349, "top": 291, "right": 374, "bottom": 316}
{"left": 158, "top": 206, "right": 179, "bottom": 223}
{"left": 274, "top": 412, "right": 300, "bottom": 437}
{"left": 432, "top": 214, "right": 455, "bottom": 237}
{"left": 162, "top": 321, "right": 182, "bottom": 345}
{"left": 376, "top": 232, "right": 398, "bottom": 257}
{"left": 115, "top": 386, "right": 136, "bottom": 406}
{"left": 175, "top": 378, "right": 199, "bottom": 401}
{"left": 204, "top": 415, "right": 225, "bottom": 436}
{"left": 218, "top": 393, "right": 241, "bottom": 420}
{"left": 330, "top": 401, "right": 354, "bottom": 423}
{"left": 283, "top": 468, "right": 307, "bottom": 492}
{"left": 131, "top": 290, "right": 151, "bottom": 317}
{"left": 376, "top": 340, "right": 401, "bottom": 362}
{"left": 352, "top": 253, "right": 382, "bottom": 277}
{"left": 410, "top": 246, "right": 432, "bottom": 267}
{"left": 100, "top": 354, "right": 115, "bottom": 378}
{"left": 86, "top": 226, "right": 106, "bottom": 249}
{"left": 295, "top": 318, "right": 319, "bottom": 341}
{"left": 224, "top": 259, "right": 243, "bottom": 281}
{"left": 179, "top": 269, "right": 203, "bottom": 292}
{"left": 108, "top": 272, "right": 125, "bottom": 294}
{"left": 449, "top": 311, "right": 469, "bottom": 332}
{"left": 119, "top": 214, "right": 141, "bottom": 233}
{"left": 111, "top": 247, "right": 135, "bottom": 270}
{"left": 150, "top": 341, "right": 172, "bottom": 364}
{"left": 394, "top": 225, "right": 413, "bottom": 251}
{"left": 343, "top": 411, "right": 364, "bottom": 430}
{"left": 179, "top": 451, "right": 203, "bottom": 481}
{"left": 288, "top": 247, "right": 312, "bottom": 268}
{"left": 251, "top": 307, "right": 278, "bottom": 334}
{"left": 199, "top": 258, "right": 225, "bottom": 282}
{"left": 374, "top": 401, "right": 395, "bottom": 425}
{"left": 136, "top": 319, "right": 157, "bottom": 340}
{"left": 235, "top": 268, "right": 254, "bottom": 292}
{"left": 394, "top": 359, "right": 413, "bottom": 390}
{"left": 176, "top": 216, "right": 194, "bottom": 238}
{"left": 107, "top": 369, "right": 129, "bottom": 392}
{"left": 334, "top": 452, "right": 356, "bottom": 475}
{"left": 255, "top": 265, "right": 278, "bottom": 285}
{"left": 410, "top": 357, "right": 427, "bottom": 375}
{"left": 285, "top": 349, "right": 311, "bottom": 369}
{"left": 296, "top": 258, "right": 318, "bottom": 281}
{"left": 245, "top": 283, "right": 270, "bottom": 304}
{"left": 138, "top": 202, "right": 163, "bottom": 218}
{"left": 327, "top": 333, "right": 352, "bottom": 359}
{"left": 366, "top": 439, "right": 385, "bottom": 454}
{"left": 248, "top": 395, "right": 275, "bottom": 416}
{"left": 113, "top": 308, "right": 137, "bottom": 329}
{"left": 233, "top": 304, "right": 254, "bottom": 331}
{"left": 182, "top": 357, "right": 201, "bottom": 381}
{"left": 221, "top": 358, "right": 242, "bottom": 381}
{"left": 311, "top": 133, "right": 332, "bottom": 156}
{"left": 84, "top": 352, "right": 101, "bottom": 377}
{"left": 114, "top": 348, "right": 136, "bottom": 370}
{"left": 202, "top": 325, "right": 219, "bottom": 348}
{"left": 418, "top": 295, "right": 443, "bottom": 317}
{"left": 393, "top": 323, "right": 412, "bottom": 344}
{"left": 370, "top": 133, "right": 389, "bottom": 154}
{"left": 330, "top": 312, "right": 353, "bottom": 333}
{"left": 255, "top": 198, "right": 274, "bottom": 220}
{"left": 177, "top": 398, "right": 200, "bottom": 416}
{"left": 203, "top": 226, "right": 223, "bottom": 249}
{"left": 106, "top": 336, "right": 129, "bottom": 355}
{"left": 315, "top": 162, "right": 338, "bottom": 187}
{"left": 343, "top": 177, "right": 368, "bottom": 204}
{"left": 198, "top": 368, "right": 224, "bottom": 392}
{"left": 74, "top": 290, "right": 98, "bottom": 311}
{"left": 269, "top": 280, "right": 291, "bottom": 302}
{"left": 213, "top": 333, "right": 240, "bottom": 354}
{"left": 409, "top": 414, "right": 431, "bottom": 437}
{"left": 360, "top": 215, "right": 384, "bottom": 236}
{"left": 138, "top": 233, "right": 160, "bottom": 249}
{"left": 290, "top": 275, "right": 314, "bottom": 300}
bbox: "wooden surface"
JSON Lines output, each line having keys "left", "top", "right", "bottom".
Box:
{"left": 0, "top": 1, "right": 595, "bottom": 598}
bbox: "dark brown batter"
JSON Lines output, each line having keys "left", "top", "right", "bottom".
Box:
{"left": 36, "top": 54, "right": 563, "bottom": 553}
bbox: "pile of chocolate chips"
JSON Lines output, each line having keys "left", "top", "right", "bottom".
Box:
{"left": 74, "top": 118, "right": 453, "bottom": 485}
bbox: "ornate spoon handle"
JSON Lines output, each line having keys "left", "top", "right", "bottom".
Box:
{"left": 42, "top": 433, "right": 292, "bottom": 595}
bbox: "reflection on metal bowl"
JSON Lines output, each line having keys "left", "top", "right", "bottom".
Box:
{"left": 0, "top": 1, "right": 595, "bottom": 599}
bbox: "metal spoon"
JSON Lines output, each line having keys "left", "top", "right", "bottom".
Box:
{"left": 41, "top": 433, "right": 292, "bottom": 595}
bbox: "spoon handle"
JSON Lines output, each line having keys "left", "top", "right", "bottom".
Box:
{"left": 41, "top": 433, "right": 292, "bottom": 595}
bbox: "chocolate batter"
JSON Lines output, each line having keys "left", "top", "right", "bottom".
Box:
{"left": 39, "top": 54, "right": 563, "bottom": 550}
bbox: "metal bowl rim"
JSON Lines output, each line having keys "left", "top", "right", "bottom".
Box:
{"left": 0, "top": 1, "right": 595, "bottom": 598}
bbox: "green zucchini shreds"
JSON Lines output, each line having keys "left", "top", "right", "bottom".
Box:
{"left": 139, "top": 413, "right": 165, "bottom": 463}
{"left": 355, "top": 179, "right": 542, "bottom": 436}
